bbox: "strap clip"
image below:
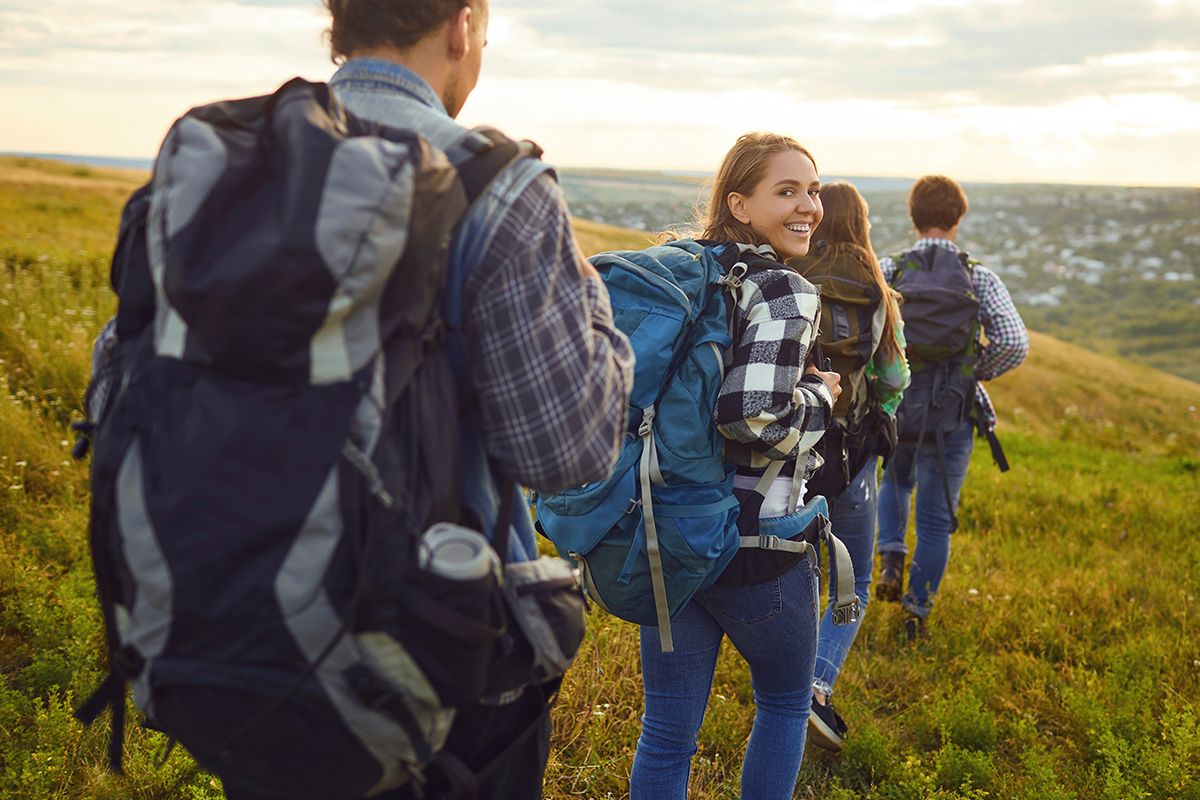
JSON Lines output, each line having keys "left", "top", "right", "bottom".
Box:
{"left": 717, "top": 262, "right": 749, "bottom": 291}
{"left": 833, "top": 598, "right": 862, "bottom": 626}
{"left": 637, "top": 407, "right": 656, "bottom": 438}
{"left": 757, "top": 535, "right": 780, "bottom": 551}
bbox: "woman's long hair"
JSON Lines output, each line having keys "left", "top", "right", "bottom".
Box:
{"left": 662, "top": 133, "right": 817, "bottom": 249}
{"left": 809, "top": 181, "right": 904, "bottom": 358}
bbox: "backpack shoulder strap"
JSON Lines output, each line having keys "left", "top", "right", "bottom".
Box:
{"left": 889, "top": 248, "right": 921, "bottom": 283}
{"left": 450, "top": 126, "right": 545, "bottom": 205}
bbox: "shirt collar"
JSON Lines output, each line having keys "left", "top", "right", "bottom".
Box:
{"left": 913, "top": 236, "right": 960, "bottom": 253}
{"left": 328, "top": 57, "right": 448, "bottom": 115}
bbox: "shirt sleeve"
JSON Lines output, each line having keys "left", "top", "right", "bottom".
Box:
{"left": 868, "top": 315, "right": 910, "bottom": 417}
{"left": 880, "top": 254, "right": 898, "bottom": 284}
{"left": 462, "top": 172, "right": 634, "bottom": 493}
{"left": 972, "top": 264, "right": 1029, "bottom": 381}
{"left": 714, "top": 268, "right": 833, "bottom": 460}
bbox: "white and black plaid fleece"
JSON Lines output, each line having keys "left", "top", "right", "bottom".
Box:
{"left": 713, "top": 245, "right": 834, "bottom": 474}
{"left": 462, "top": 173, "right": 635, "bottom": 493}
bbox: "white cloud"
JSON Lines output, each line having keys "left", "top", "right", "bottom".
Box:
{"left": 0, "top": 0, "right": 1197, "bottom": 184}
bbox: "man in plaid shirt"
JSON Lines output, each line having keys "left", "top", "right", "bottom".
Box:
{"left": 293, "top": 2, "right": 633, "bottom": 798}
{"left": 875, "top": 175, "right": 1028, "bottom": 638}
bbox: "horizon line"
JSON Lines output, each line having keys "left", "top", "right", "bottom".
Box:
{"left": 3, "top": 151, "right": 1197, "bottom": 192}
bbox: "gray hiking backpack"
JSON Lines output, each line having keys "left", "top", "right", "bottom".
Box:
{"left": 889, "top": 244, "right": 986, "bottom": 529}
{"left": 74, "top": 78, "right": 586, "bottom": 799}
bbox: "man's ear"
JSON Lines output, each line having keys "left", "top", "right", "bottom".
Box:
{"left": 447, "top": 5, "right": 473, "bottom": 59}
{"left": 727, "top": 192, "right": 751, "bottom": 225}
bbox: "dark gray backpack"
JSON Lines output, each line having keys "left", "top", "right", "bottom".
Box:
{"left": 890, "top": 245, "right": 981, "bottom": 529}
{"left": 75, "top": 78, "right": 585, "bottom": 799}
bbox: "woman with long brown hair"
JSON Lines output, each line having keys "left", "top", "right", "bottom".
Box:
{"left": 630, "top": 133, "right": 841, "bottom": 800}
{"left": 787, "top": 180, "right": 909, "bottom": 751}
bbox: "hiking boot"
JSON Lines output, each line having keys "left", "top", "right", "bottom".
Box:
{"left": 807, "top": 696, "right": 848, "bottom": 752}
{"left": 904, "top": 611, "right": 928, "bottom": 642}
{"left": 875, "top": 551, "right": 905, "bottom": 602}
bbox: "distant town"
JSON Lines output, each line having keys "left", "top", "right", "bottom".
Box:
{"left": 8, "top": 153, "right": 1197, "bottom": 383}
{"left": 560, "top": 170, "right": 1200, "bottom": 384}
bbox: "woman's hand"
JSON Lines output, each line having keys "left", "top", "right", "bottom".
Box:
{"left": 805, "top": 365, "right": 842, "bottom": 403}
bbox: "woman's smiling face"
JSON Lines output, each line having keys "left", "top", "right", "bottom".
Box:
{"left": 728, "top": 149, "right": 823, "bottom": 260}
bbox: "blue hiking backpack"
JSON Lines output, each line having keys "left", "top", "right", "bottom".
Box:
{"left": 535, "top": 241, "right": 859, "bottom": 652}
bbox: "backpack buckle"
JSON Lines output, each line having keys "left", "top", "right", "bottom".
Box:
{"left": 757, "top": 535, "right": 780, "bottom": 551}
{"left": 637, "top": 407, "right": 656, "bottom": 437}
{"left": 625, "top": 498, "right": 641, "bottom": 515}
{"left": 718, "top": 262, "right": 749, "bottom": 291}
{"left": 833, "top": 598, "right": 862, "bottom": 625}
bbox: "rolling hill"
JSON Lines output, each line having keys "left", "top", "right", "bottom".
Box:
{"left": 1, "top": 158, "right": 1197, "bottom": 799}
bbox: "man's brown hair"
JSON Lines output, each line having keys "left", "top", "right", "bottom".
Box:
{"left": 908, "top": 174, "right": 968, "bottom": 232}
{"left": 324, "top": 0, "right": 473, "bottom": 63}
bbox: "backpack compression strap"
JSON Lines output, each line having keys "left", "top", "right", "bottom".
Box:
{"left": 736, "top": 487, "right": 861, "bottom": 627}
{"left": 638, "top": 270, "right": 737, "bottom": 653}
{"left": 972, "top": 408, "right": 1010, "bottom": 473}
{"left": 637, "top": 406, "right": 673, "bottom": 653}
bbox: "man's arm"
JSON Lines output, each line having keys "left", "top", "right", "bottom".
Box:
{"left": 973, "top": 264, "right": 1029, "bottom": 380}
{"left": 463, "top": 173, "right": 634, "bottom": 494}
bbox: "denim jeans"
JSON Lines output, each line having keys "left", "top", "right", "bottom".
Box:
{"left": 876, "top": 420, "right": 975, "bottom": 617}
{"left": 813, "top": 458, "right": 877, "bottom": 697}
{"left": 630, "top": 558, "right": 819, "bottom": 800}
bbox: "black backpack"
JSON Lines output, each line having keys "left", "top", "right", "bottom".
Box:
{"left": 74, "top": 78, "right": 586, "bottom": 799}
{"left": 888, "top": 245, "right": 983, "bottom": 529}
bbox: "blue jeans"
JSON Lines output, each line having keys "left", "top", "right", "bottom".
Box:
{"left": 876, "top": 420, "right": 975, "bottom": 617}
{"left": 630, "top": 558, "right": 819, "bottom": 800}
{"left": 813, "top": 458, "right": 877, "bottom": 697}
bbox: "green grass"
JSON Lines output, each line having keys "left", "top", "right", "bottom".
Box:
{"left": 2, "top": 157, "right": 1198, "bottom": 799}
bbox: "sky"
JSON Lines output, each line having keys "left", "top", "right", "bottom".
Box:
{"left": 1, "top": 0, "right": 1198, "bottom": 186}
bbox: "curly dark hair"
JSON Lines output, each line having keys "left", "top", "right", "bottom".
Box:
{"left": 323, "top": 0, "right": 474, "bottom": 63}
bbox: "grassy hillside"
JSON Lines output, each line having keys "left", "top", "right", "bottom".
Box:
{"left": 2, "top": 157, "right": 1198, "bottom": 799}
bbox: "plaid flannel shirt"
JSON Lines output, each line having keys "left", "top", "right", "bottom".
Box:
{"left": 329, "top": 59, "right": 634, "bottom": 495}
{"left": 714, "top": 245, "right": 834, "bottom": 474}
{"left": 881, "top": 237, "right": 1029, "bottom": 429}
{"left": 462, "top": 174, "right": 635, "bottom": 493}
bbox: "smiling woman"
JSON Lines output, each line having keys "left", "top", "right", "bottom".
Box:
{"left": 630, "top": 133, "right": 842, "bottom": 800}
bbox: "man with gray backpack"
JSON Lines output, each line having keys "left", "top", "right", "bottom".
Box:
{"left": 875, "top": 175, "right": 1028, "bottom": 639}
{"left": 74, "top": 1, "right": 634, "bottom": 798}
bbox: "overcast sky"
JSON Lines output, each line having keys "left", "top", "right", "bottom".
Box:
{"left": 2, "top": 0, "right": 1198, "bottom": 185}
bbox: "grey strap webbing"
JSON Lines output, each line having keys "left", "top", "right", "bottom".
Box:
{"left": 638, "top": 407, "right": 676, "bottom": 652}
{"left": 648, "top": 429, "right": 665, "bottom": 487}
{"left": 820, "top": 517, "right": 860, "bottom": 625}
{"left": 755, "top": 458, "right": 785, "bottom": 495}
{"left": 787, "top": 461, "right": 806, "bottom": 515}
